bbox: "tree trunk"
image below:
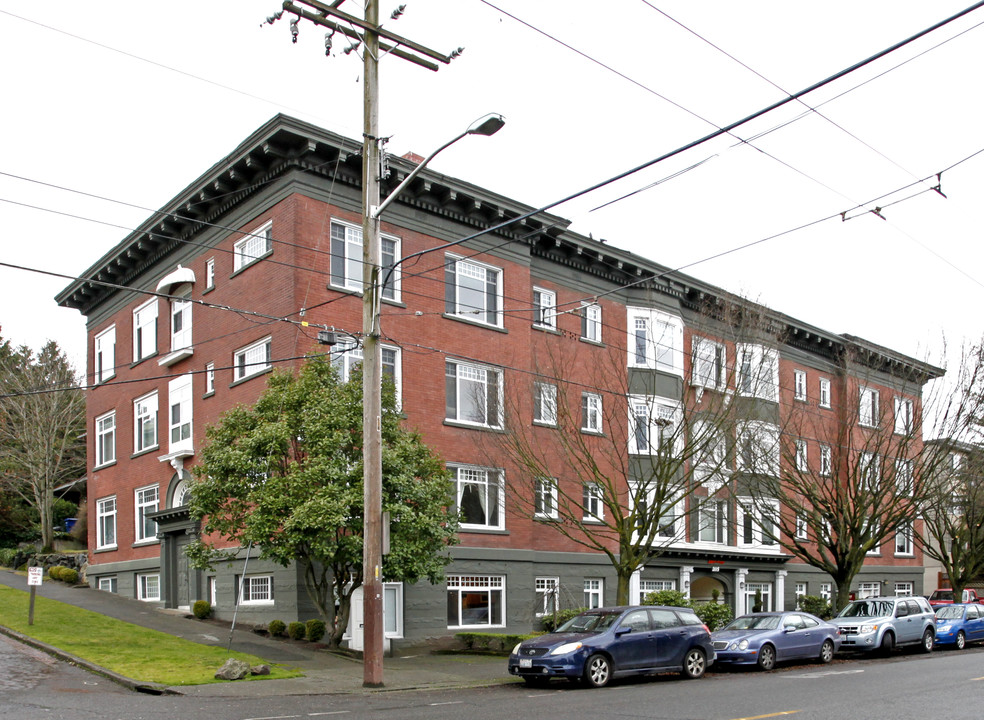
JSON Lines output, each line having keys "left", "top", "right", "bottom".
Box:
{"left": 834, "top": 576, "right": 853, "bottom": 613}
{"left": 615, "top": 569, "right": 632, "bottom": 606}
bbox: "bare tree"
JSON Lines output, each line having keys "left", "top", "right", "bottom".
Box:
{"left": 0, "top": 340, "right": 86, "bottom": 550}
{"left": 497, "top": 308, "right": 739, "bottom": 606}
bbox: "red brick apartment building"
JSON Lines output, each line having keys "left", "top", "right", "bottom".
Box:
{"left": 56, "top": 115, "right": 940, "bottom": 649}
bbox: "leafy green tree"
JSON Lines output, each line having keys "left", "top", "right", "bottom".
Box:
{"left": 0, "top": 338, "right": 86, "bottom": 550}
{"left": 187, "top": 357, "right": 459, "bottom": 649}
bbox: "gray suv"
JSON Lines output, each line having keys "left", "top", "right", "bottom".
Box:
{"left": 831, "top": 596, "right": 935, "bottom": 654}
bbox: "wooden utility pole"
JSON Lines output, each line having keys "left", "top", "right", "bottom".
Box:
{"left": 277, "top": 0, "right": 459, "bottom": 688}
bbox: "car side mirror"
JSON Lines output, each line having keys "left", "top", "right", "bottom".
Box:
{"left": 783, "top": 626, "right": 796, "bottom": 633}
{"left": 615, "top": 627, "right": 633, "bottom": 636}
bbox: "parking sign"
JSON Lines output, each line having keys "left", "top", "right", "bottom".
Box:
{"left": 27, "top": 567, "right": 42, "bottom": 586}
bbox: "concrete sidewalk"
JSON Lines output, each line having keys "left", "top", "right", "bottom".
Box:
{"left": 0, "top": 569, "right": 515, "bottom": 696}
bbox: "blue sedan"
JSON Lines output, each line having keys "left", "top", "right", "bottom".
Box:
{"left": 711, "top": 612, "right": 841, "bottom": 671}
{"left": 935, "top": 603, "right": 984, "bottom": 649}
{"left": 507, "top": 605, "right": 715, "bottom": 688}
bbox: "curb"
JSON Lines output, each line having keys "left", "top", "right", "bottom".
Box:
{"left": 0, "top": 624, "right": 177, "bottom": 695}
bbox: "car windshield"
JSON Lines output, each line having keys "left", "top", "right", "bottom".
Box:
{"left": 931, "top": 590, "right": 954, "bottom": 602}
{"left": 936, "top": 605, "right": 964, "bottom": 620}
{"left": 556, "top": 611, "right": 621, "bottom": 634}
{"left": 723, "top": 615, "right": 780, "bottom": 631}
{"left": 838, "top": 601, "right": 893, "bottom": 618}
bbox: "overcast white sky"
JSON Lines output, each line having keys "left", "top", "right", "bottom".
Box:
{"left": 2, "top": 1, "right": 983, "bottom": 378}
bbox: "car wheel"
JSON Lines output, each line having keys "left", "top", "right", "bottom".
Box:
{"left": 523, "top": 676, "right": 551, "bottom": 688}
{"left": 819, "top": 639, "right": 835, "bottom": 664}
{"left": 757, "top": 644, "right": 776, "bottom": 671}
{"left": 681, "top": 648, "right": 706, "bottom": 679}
{"left": 920, "top": 629, "right": 934, "bottom": 653}
{"left": 583, "top": 654, "right": 612, "bottom": 688}
{"left": 956, "top": 631, "right": 966, "bottom": 650}
{"left": 879, "top": 632, "right": 895, "bottom": 656}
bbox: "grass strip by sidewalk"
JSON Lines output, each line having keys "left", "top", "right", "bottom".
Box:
{"left": 0, "top": 585, "right": 302, "bottom": 685}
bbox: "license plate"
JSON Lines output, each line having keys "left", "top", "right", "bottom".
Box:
{"left": 519, "top": 658, "right": 532, "bottom": 668}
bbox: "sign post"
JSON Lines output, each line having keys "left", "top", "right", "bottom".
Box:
{"left": 27, "top": 566, "right": 42, "bottom": 625}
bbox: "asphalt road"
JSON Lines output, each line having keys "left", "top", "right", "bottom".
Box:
{"left": 3, "top": 640, "right": 983, "bottom": 720}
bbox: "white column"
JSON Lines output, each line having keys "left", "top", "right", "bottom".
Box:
{"left": 629, "top": 568, "right": 642, "bottom": 605}
{"left": 775, "top": 570, "right": 788, "bottom": 611}
{"left": 680, "top": 566, "right": 694, "bottom": 600}
{"left": 735, "top": 568, "right": 749, "bottom": 615}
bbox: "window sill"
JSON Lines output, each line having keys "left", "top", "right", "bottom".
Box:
{"left": 202, "top": 390, "right": 215, "bottom": 399}
{"left": 579, "top": 337, "right": 604, "bottom": 347}
{"left": 532, "top": 324, "right": 560, "bottom": 334}
{"left": 130, "top": 446, "right": 160, "bottom": 460}
{"left": 819, "top": 404, "right": 831, "bottom": 410}
{"left": 93, "top": 546, "right": 118, "bottom": 554}
{"left": 443, "top": 420, "right": 506, "bottom": 433}
{"left": 325, "top": 283, "right": 405, "bottom": 307}
{"left": 203, "top": 284, "right": 215, "bottom": 295}
{"left": 458, "top": 527, "right": 510, "bottom": 535}
{"left": 130, "top": 353, "right": 159, "bottom": 368}
{"left": 534, "top": 515, "right": 560, "bottom": 523}
{"left": 580, "top": 429, "right": 604, "bottom": 436}
{"left": 158, "top": 347, "right": 194, "bottom": 367}
{"left": 229, "top": 366, "right": 273, "bottom": 388}
{"left": 94, "top": 374, "right": 117, "bottom": 385}
{"left": 442, "top": 313, "right": 507, "bottom": 333}
{"left": 93, "top": 460, "right": 117, "bottom": 471}
{"left": 532, "top": 420, "right": 557, "bottom": 428}
{"left": 231, "top": 249, "right": 273, "bottom": 278}
{"left": 132, "top": 539, "right": 160, "bottom": 548}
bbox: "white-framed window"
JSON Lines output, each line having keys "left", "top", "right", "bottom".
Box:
{"left": 858, "top": 581, "right": 881, "bottom": 599}
{"left": 96, "top": 496, "right": 117, "bottom": 549}
{"left": 95, "top": 411, "right": 116, "bottom": 467}
{"left": 894, "top": 397, "right": 914, "bottom": 435}
{"left": 795, "top": 439, "right": 808, "bottom": 472}
{"left": 745, "top": 582, "right": 772, "bottom": 612}
{"left": 736, "top": 343, "right": 779, "bottom": 402}
{"left": 736, "top": 420, "right": 780, "bottom": 475}
{"left": 535, "top": 577, "right": 559, "bottom": 616}
{"left": 133, "top": 392, "right": 158, "bottom": 454}
{"left": 533, "top": 382, "right": 557, "bottom": 426}
{"left": 895, "top": 458, "right": 914, "bottom": 496}
{"left": 698, "top": 499, "right": 728, "bottom": 544}
{"left": 234, "top": 221, "right": 273, "bottom": 272}
{"left": 819, "top": 377, "right": 831, "bottom": 408}
{"left": 137, "top": 573, "right": 161, "bottom": 602}
{"left": 444, "top": 254, "right": 502, "bottom": 327}
{"left": 97, "top": 576, "right": 117, "bottom": 593}
{"left": 581, "top": 392, "right": 602, "bottom": 433}
{"left": 628, "top": 396, "right": 678, "bottom": 456}
{"left": 205, "top": 257, "right": 215, "bottom": 290}
{"left": 170, "top": 296, "right": 192, "bottom": 351}
{"left": 859, "top": 386, "right": 879, "bottom": 427}
{"left": 692, "top": 336, "right": 727, "bottom": 390}
{"left": 894, "top": 582, "right": 914, "bottom": 597}
{"left": 239, "top": 575, "right": 274, "bottom": 604}
{"left": 794, "top": 370, "right": 807, "bottom": 401}
{"left": 692, "top": 420, "right": 727, "bottom": 470}
{"left": 94, "top": 325, "right": 116, "bottom": 383}
{"left": 795, "top": 512, "right": 808, "bottom": 540}
{"left": 134, "top": 485, "right": 159, "bottom": 543}
{"left": 133, "top": 299, "right": 158, "bottom": 362}
{"left": 583, "top": 483, "right": 604, "bottom": 522}
{"left": 581, "top": 303, "right": 601, "bottom": 343}
{"left": 639, "top": 579, "right": 675, "bottom": 605}
{"left": 168, "top": 374, "right": 193, "bottom": 453}
{"left": 795, "top": 583, "right": 808, "bottom": 609}
{"left": 895, "top": 521, "right": 914, "bottom": 556}
{"left": 451, "top": 465, "right": 504, "bottom": 530}
{"left": 205, "top": 362, "right": 215, "bottom": 395}
{"left": 383, "top": 582, "right": 404, "bottom": 638}
{"left": 820, "top": 444, "right": 832, "bottom": 476}
{"left": 820, "top": 583, "right": 832, "bottom": 601}
{"left": 627, "top": 307, "right": 683, "bottom": 374}
{"left": 584, "top": 578, "right": 604, "bottom": 609}
{"left": 859, "top": 451, "right": 880, "bottom": 492}
{"left": 329, "top": 220, "right": 400, "bottom": 301}
{"left": 234, "top": 336, "right": 272, "bottom": 382}
{"left": 445, "top": 360, "right": 503, "bottom": 429}
{"left": 737, "top": 499, "right": 778, "bottom": 547}
{"left": 447, "top": 574, "right": 504, "bottom": 628}
{"left": 332, "top": 338, "right": 401, "bottom": 402}
{"left": 207, "top": 577, "right": 217, "bottom": 606}
{"left": 534, "top": 477, "right": 558, "bottom": 519}
{"left": 532, "top": 287, "right": 556, "bottom": 329}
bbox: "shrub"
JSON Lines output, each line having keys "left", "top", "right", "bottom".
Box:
{"left": 268, "top": 619, "right": 287, "bottom": 637}
{"left": 193, "top": 600, "right": 212, "bottom": 619}
{"left": 693, "top": 600, "right": 733, "bottom": 631}
{"left": 800, "top": 595, "right": 833, "bottom": 620}
{"left": 287, "top": 622, "right": 306, "bottom": 641}
{"left": 48, "top": 566, "right": 64, "bottom": 580}
{"left": 305, "top": 619, "right": 326, "bottom": 643}
{"left": 642, "top": 589, "right": 691, "bottom": 608}
{"left": 0, "top": 548, "right": 17, "bottom": 568}
{"left": 540, "top": 607, "right": 587, "bottom": 632}
{"left": 60, "top": 568, "right": 79, "bottom": 584}
{"left": 455, "top": 632, "right": 538, "bottom": 653}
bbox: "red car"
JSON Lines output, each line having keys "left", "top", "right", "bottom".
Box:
{"left": 929, "top": 589, "right": 984, "bottom": 607}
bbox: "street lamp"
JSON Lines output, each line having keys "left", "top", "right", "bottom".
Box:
{"left": 360, "top": 112, "right": 504, "bottom": 686}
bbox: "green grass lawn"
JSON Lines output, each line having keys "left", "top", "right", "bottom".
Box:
{"left": 0, "top": 584, "right": 302, "bottom": 686}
